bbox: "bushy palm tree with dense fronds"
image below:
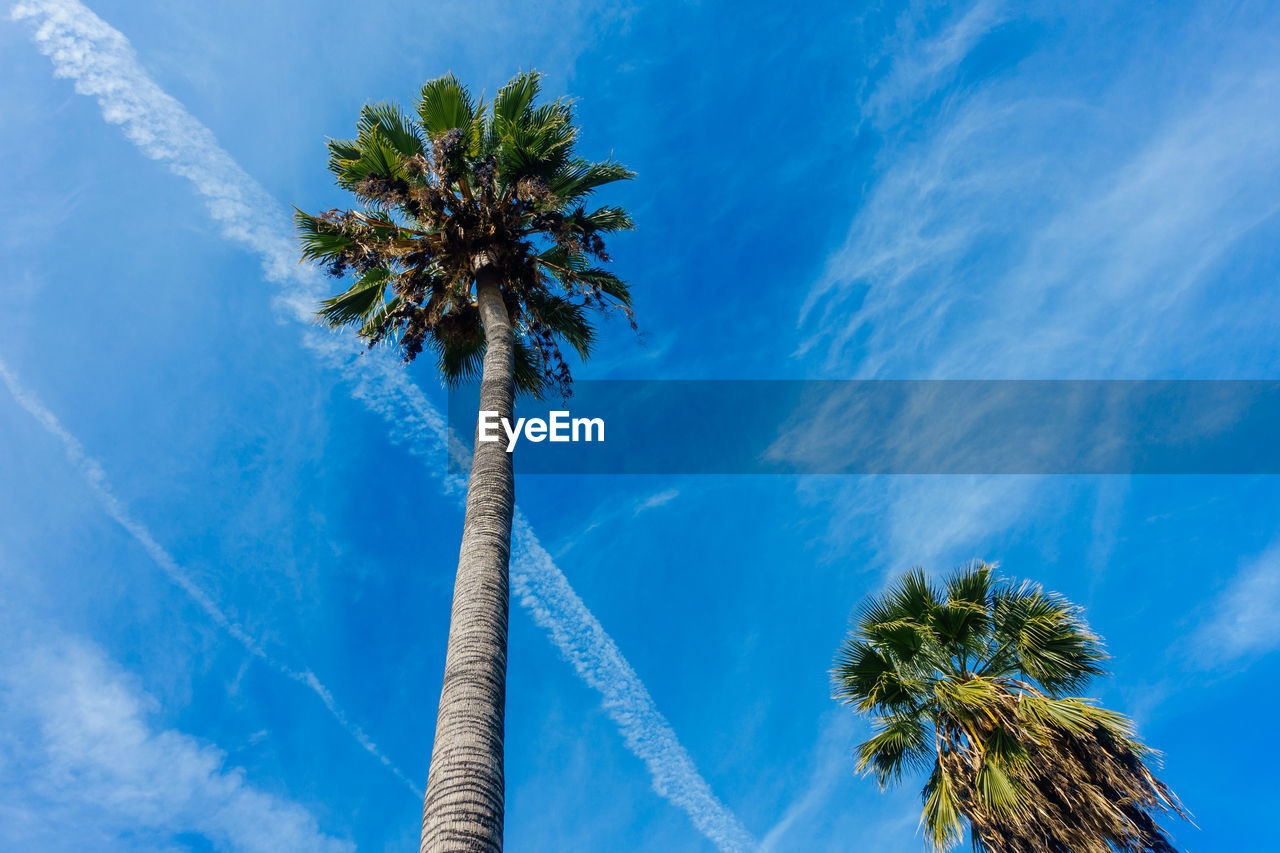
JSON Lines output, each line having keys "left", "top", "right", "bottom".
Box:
{"left": 295, "top": 71, "right": 634, "bottom": 853}
{"left": 834, "top": 562, "right": 1190, "bottom": 853}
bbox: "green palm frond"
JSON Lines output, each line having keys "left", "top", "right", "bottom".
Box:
{"left": 491, "top": 70, "right": 541, "bottom": 123}
{"left": 294, "top": 209, "right": 354, "bottom": 263}
{"left": 935, "top": 562, "right": 993, "bottom": 652}
{"left": 976, "top": 758, "right": 1024, "bottom": 816}
{"left": 858, "top": 714, "right": 933, "bottom": 788}
{"left": 834, "top": 641, "right": 918, "bottom": 712}
{"left": 864, "top": 619, "right": 928, "bottom": 663}
{"left": 523, "top": 290, "right": 593, "bottom": 359}
{"left": 317, "top": 267, "right": 392, "bottom": 327}
{"left": 359, "top": 102, "right": 425, "bottom": 159}
{"left": 984, "top": 582, "right": 1107, "bottom": 692}
{"left": 579, "top": 268, "right": 632, "bottom": 304}
{"left": 359, "top": 294, "right": 402, "bottom": 341}
{"left": 568, "top": 205, "right": 635, "bottom": 233}
{"left": 434, "top": 327, "right": 483, "bottom": 387}
{"left": 326, "top": 138, "right": 361, "bottom": 162}
{"left": 933, "top": 675, "right": 997, "bottom": 714}
{"left": 536, "top": 245, "right": 587, "bottom": 272}
{"left": 433, "top": 321, "right": 547, "bottom": 397}
{"left": 887, "top": 568, "right": 942, "bottom": 623}
{"left": 982, "top": 726, "right": 1032, "bottom": 773}
{"left": 550, "top": 159, "right": 636, "bottom": 204}
{"left": 536, "top": 255, "right": 633, "bottom": 306}
{"left": 512, "top": 339, "right": 548, "bottom": 396}
{"left": 327, "top": 127, "right": 409, "bottom": 190}
{"left": 493, "top": 101, "right": 577, "bottom": 183}
{"left": 921, "top": 762, "right": 965, "bottom": 852}
{"left": 417, "top": 73, "right": 476, "bottom": 139}
{"left": 1017, "top": 693, "right": 1094, "bottom": 735}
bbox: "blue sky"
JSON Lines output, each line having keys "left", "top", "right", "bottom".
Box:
{"left": 2, "top": 0, "right": 1279, "bottom": 850}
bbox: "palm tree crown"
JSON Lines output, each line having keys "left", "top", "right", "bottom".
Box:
{"left": 295, "top": 70, "right": 634, "bottom": 397}
{"left": 835, "top": 562, "right": 1189, "bottom": 853}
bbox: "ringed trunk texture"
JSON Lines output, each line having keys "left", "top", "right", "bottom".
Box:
{"left": 421, "top": 265, "right": 514, "bottom": 853}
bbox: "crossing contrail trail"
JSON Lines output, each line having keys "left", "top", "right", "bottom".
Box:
{"left": 0, "top": 357, "right": 424, "bottom": 798}
{"left": 10, "top": 1, "right": 757, "bottom": 849}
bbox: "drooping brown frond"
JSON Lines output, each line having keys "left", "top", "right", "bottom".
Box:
{"left": 942, "top": 688, "right": 1190, "bottom": 853}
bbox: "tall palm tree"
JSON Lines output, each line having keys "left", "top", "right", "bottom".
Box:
{"left": 834, "top": 562, "right": 1189, "bottom": 852}
{"left": 295, "top": 71, "right": 634, "bottom": 853}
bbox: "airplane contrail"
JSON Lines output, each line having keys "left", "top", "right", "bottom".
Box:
{"left": 10, "top": 1, "right": 757, "bottom": 849}
{"left": 0, "top": 357, "right": 424, "bottom": 798}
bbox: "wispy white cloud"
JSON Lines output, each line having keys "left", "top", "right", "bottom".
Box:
{"left": 802, "top": 9, "right": 1280, "bottom": 379}
{"left": 796, "top": 2, "right": 1280, "bottom": 578}
{"left": 0, "top": 357, "right": 423, "bottom": 798}
{"left": 759, "top": 711, "right": 857, "bottom": 853}
{"left": 1193, "top": 543, "right": 1280, "bottom": 662}
{"left": 0, "top": 627, "right": 353, "bottom": 853}
{"left": 862, "top": 0, "right": 1009, "bottom": 129}
{"left": 548, "top": 485, "right": 682, "bottom": 560}
{"left": 792, "top": 474, "right": 1037, "bottom": 587}
{"left": 10, "top": 1, "right": 755, "bottom": 848}
{"left": 756, "top": 709, "right": 923, "bottom": 853}
{"left": 635, "top": 487, "right": 680, "bottom": 515}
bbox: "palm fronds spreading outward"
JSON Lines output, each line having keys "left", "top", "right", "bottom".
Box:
{"left": 834, "top": 562, "right": 1190, "bottom": 853}
{"left": 295, "top": 70, "right": 635, "bottom": 397}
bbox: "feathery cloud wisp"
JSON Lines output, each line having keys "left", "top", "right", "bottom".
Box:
{"left": 1194, "top": 543, "right": 1280, "bottom": 663}
{"left": 0, "top": 627, "right": 354, "bottom": 853}
{"left": 801, "top": 7, "right": 1280, "bottom": 379}
{"left": 861, "top": 0, "right": 1009, "bottom": 130}
{"left": 795, "top": 1, "right": 1280, "bottom": 577}
{"left": 635, "top": 487, "right": 681, "bottom": 515}
{"left": 10, "top": 1, "right": 756, "bottom": 848}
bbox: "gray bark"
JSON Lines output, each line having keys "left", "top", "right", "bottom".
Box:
{"left": 421, "top": 263, "right": 514, "bottom": 853}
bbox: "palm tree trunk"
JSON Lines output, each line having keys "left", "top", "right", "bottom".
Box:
{"left": 421, "top": 264, "right": 514, "bottom": 853}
